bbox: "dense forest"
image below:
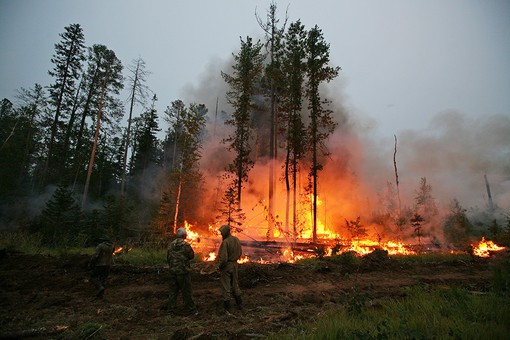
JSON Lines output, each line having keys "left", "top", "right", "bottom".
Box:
{"left": 0, "top": 4, "right": 345, "bottom": 246}
{"left": 1, "top": 4, "right": 508, "bottom": 250}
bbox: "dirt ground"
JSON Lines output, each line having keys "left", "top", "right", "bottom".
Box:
{"left": 0, "top": 250, "right": 497, "bottom": 339}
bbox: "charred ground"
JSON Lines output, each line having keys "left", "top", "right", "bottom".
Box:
{"left": 0, "top": 250, "right": 498, "bottom": 339}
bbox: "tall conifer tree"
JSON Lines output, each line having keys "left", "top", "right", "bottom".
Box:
{"left": 221, "top": 36, "right": 264, "bottom": 207}
{"left": 45, "top": 24, "right": 86, "bottom": 187}
{"left": 305, "top": 26, "right": 340, "bottom": 242}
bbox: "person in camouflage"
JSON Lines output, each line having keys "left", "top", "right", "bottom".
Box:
{"left": 167, "top": 227, "right": 198, "bottom": 316}
{"left": 89, "top": 236, "right": 115, "bottom": 298}
{"left": 218, "top": 224, "right": 243, "bottom": 312}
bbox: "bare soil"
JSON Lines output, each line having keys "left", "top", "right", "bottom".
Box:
{"left": 0, "top": 250, "right": 496, "bottom": 339}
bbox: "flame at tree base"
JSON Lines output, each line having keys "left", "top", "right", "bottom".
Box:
{"left": 181, "top": 221, "right": 506, "bottom": 263}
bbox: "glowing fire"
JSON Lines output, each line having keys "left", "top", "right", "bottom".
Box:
{"left": 282, "top": 248, "right": 305, "bottom": 263}
{"left": 177, "top": 220, "right": 422, "bottom": 265}
{"left": 113, "top": 246, "right": 131, "bottom": 255}
{"left": 204, "top": 252, "right": 216, "bottom": 262}
{"left": 471, "top": 237, "right": 506, "bottom": 258}
{"left": 184, "top": 221, "right": 201, "bottom": 245}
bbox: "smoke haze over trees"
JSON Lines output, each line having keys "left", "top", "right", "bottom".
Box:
{"left": 0, "top": 5, "right": 509, "bottom": 250}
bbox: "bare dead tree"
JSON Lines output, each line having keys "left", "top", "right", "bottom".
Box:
{"left": 394, "top": 134, "right": 402, "bottom": 216}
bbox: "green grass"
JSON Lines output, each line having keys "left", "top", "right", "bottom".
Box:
{"left": 271, "top": 286, "right": 510, "bottom": 340}
{"left": 391, "top": 252, "right": 472, "bottom": 264}
{"left": 115, "top": 247, "right": 167, "bottom": 266}
{"left": 0, "top": 230, "right": 45, "bottom": 254}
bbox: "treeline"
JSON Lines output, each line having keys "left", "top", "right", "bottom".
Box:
{"left": 0, "top": 4, "right": 344, "bottom": 246}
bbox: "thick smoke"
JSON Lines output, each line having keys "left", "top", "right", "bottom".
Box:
{"left": 179, "top": 54, "right": 509, "bottom": 242}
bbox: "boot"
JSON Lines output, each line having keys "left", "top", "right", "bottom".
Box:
{"left": 234, "top": 295, "right": 243, "bottom": 310}
{"left": 223, "top": 300, "right": 231, "bottom": 313}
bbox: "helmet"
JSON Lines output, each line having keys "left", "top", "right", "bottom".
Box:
{"left": 176, "top": 227, "right": 187, "bottom": 239}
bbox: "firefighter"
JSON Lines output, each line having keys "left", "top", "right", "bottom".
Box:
{"left": 89, "top": 236, "right": 115, "bottom": 298}
{"left": 167, "top": 227, "right": 198, "bottom": 316}
{"left": 218, "top": 224, "right": 243, "bottom": 312}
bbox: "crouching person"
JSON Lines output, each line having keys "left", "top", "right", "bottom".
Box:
{"left": 218, "top": 225, "right": 243, "bottom": 312}
{"left": 167, "top": 227, "right": 198, "bottom": 316}
{"left": 89, "top": 236, "right": 114, "bottom": 298}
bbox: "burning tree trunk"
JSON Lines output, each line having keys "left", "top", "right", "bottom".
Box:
{"left": 305, "top": 26, "right": 339, "bottom": 243}
{"left": 256, "top": 2, "right": 287, "bottom": 239}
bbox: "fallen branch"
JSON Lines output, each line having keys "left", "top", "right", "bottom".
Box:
{"left": 0, "top": 325, "right": 69, "bottom": 339}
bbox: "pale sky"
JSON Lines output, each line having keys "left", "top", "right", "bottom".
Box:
{"left": 1, "top": 0, "right": 509, "bottom": 138}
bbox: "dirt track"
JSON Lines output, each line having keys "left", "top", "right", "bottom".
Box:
{"left": 0, "top": 251, "right": 495, "bottom": 339}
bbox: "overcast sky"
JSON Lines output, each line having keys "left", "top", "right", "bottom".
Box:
{"left": 1, "top": 0, "right": 509, "bottom": 138}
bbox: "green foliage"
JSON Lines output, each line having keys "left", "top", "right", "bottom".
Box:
{"left": 216, "top": 185, "right": 246, "bottom": 228}
{"left": 492, "top": 256, "right": 510, "bottom": 296}
{"left": 271, "top": 286, "right": 510, "bottom": 339}
{"left": 221, "top": 36, "right": 264, "bottom": 203}
{"left": 443, "top": 198, "right": 473, "bottom": 246}
{"left": 345, "top": 217, "right": 368, "bottom": 242}
{"left": 115, "top": 247, "right": 166, "bottom": 267}
{"left": 38, "top": 185, "right": 83, "bottom": 246}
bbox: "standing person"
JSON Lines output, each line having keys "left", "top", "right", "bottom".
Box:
{"left": 89, "top": 236, "right": 114, "bottom": 298}
{"left": 167, "top": 227, "right": 198, "bottom": 316}
{"left": 218, "top": 224, "right": 243, "bottom": 312}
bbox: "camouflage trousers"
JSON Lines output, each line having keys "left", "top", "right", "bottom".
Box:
{"left": 168, "top": 272, "right": 197, "bottom": 314}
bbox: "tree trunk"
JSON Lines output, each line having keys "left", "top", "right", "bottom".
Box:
{"left": 82, "top": 64, "right": 110, "bottom": 209}
{"left": 121, "top": 61, "right": 140, "bottom": 196}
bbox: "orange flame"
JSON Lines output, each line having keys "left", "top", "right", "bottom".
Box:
{"left": 204, "top": 252, "right": 217, "bottom": 262}
{"left": 471, "top": 237, "right": 506, "bottom": 257}
{"left": 113, "top": 246, "right": 131, "bottom": 255}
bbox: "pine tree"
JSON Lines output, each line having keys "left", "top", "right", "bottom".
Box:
{"left": 217, "top": 186, "right": 246, "bottom": 229}
{"left": 82, "top": 45, "right": 124, "bottom": 209}
{"left": 130, "top": 96, "right": 161, "bottom": 179}
{"left": 13, "top": 84, "right": 48, "bottom": 191}
{"left": 221, "top": 36, "right": 264, "bottom": 207}
{"left": 257, "top": 1, "right": 287, "bottom": 238}
{"left": 305, "top": 25, "right": 340, "bottom": 243}
{"left": 161, "top": 101, "right": 207, "bottom": 231}
{"left": 44, "top": 24, "right": 86, "bottom": 186}
{"left": 280, "top": 20, "right": 307, "bottom": 237}
{"left": 443, "top": 199, "right": 473, "bottom": 245}
{"left": 121, "top": 57, "right": 150, "bottom": 196}
{"left": 414, "top": 177, "right": 440, "bottom": 238}
{"left": 40, "top": 185, "right": 82, "bottom": 246}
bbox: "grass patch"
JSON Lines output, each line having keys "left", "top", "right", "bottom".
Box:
{"left": 0, "top": 230, "right": 45, "bottom": 254}
{"left": 271, "top": 286, "right": 510, "bottom": 339}
{"left": 392, "top": 252, "right": 472, "bottom": 264}
{"left": 115, "top": 247, "right": 166, "bottom": 266}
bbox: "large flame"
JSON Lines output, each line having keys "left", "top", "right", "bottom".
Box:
{"left": 471, "top": 237, "right": 506, "bottom": 258}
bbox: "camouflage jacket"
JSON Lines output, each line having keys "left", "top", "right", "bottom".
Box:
{"left": 90, "top": 241, "right": 114, "bottom": 267}
{"left": 167, "top": 238, "right": 194, "bottom": 274}
{"left": 218, "top": 235, "right": 242, "bottom": 270}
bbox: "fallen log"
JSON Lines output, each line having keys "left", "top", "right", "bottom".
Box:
{"left": 0, "top": 325, "right": 69, "bottom": 339}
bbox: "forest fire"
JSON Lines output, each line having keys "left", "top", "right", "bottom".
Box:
{"left": 180, "top": 219, "right": 422, "bottom": 264}
{"left": 471, "top": 237, "right": 506, "bottom": 258}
